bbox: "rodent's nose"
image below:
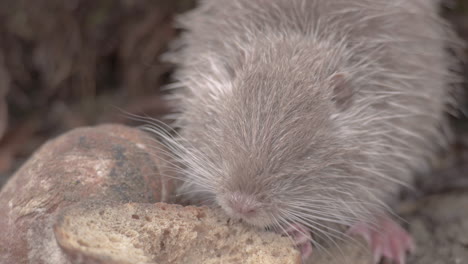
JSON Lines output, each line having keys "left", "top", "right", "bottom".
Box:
{"left": 225, "top": 192, "right": 260, "bottom": 217}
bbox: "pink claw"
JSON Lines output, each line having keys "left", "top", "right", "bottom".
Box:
{"left": 347, "top": 215, "right": 415, "bottom": 264}
{"left": 284, "top": 223, "right": 313, "bottom": 260}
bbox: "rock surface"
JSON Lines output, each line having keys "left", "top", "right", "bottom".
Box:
{"left": 54, "top": 202, "right": 300, "bottom": 264}
{"left": 0, "top": 124, "right": 176, "bottom": 264}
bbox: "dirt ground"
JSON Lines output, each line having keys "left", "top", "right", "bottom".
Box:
{"left": 0, "top": 0, "right": 467, "bottom": 263}
{"left": 403, "top": 192, "right": 468, "bottom": 264}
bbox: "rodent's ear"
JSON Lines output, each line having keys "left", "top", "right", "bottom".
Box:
{"left": 331, "top": 73, "right": 353, "bottom": 111}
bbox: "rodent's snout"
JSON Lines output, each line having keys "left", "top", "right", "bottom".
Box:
{"left": 219, "top": 191, "right": 262, "bottom": 220}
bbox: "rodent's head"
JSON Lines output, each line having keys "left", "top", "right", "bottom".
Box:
{"left": 175, "top": 38, "right": 373, "bottom": 230}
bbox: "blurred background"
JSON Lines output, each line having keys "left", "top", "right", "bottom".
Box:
{"left": 0, "top": 0, "right": 467, "bottom": 188}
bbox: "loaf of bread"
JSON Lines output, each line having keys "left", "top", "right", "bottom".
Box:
{"left": 54, "top": 202, "right": 301, "bottom": 264}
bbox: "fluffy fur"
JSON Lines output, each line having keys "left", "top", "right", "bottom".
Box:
{"left": 150, "top": 0, "right": 462, "bottom": 247}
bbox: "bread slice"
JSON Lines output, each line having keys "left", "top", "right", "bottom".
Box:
{"left": 54, "top": 202, "right": 300, "bottom": 264}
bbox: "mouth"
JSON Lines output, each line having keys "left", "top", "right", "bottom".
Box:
{"left": 217, "top": 193, "right": 277, "bottom": 228}
{"left": 232, "top": 210, "right": 276, "bottom": 229}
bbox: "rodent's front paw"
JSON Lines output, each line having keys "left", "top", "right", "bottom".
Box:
{"left": 347, "top": 215, "right": 415, "bottom": 264}
{"left": 284, "top": 223, "right": 313, "bottom": 261}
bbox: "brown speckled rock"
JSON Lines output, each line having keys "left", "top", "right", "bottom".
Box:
{"left": 53, "top": 202, "right": 301, "bottom": 264}
{"left": 0, "top": 124, "right": 176, "bottom": 264}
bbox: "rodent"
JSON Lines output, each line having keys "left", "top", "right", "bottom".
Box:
{"left": 152, "top": 0, "right": 463, "bottom": 262}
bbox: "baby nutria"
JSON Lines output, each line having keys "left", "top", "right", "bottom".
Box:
{"left": 150, "top": 0, "right": 463, "bottom": 263}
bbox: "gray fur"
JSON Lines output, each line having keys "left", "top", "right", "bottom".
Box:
{"left": 158, "top": 0, "right": 462, "bottom": 242}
